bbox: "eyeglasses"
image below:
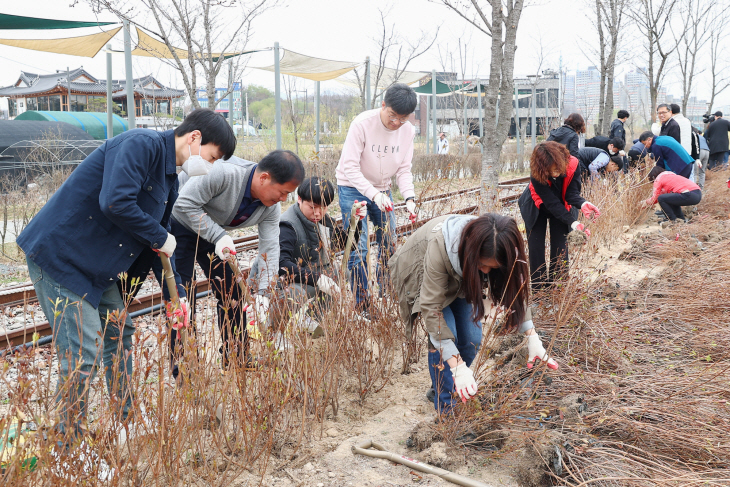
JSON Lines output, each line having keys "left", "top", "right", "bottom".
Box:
{"left": 386, "top": 111, "right": 409, "bottom": 124}
{"left": 657, "top": 110, "right": 669, "bottom": 115}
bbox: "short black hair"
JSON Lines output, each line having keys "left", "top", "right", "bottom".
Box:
{"left": 297, "top": 176, "right": 335, "bottom": 206}
{"left": 175, "top": 108, "right": 236, "bottom": 160}
{"left": 657, "top": 103, "right": 670, "bottom": 112}
{"left": 257, "top": 150, "right": 305, "bottom": 185}
{"left": 617, "top": 110, "right": 630, "bottom": 119}
{"left": 648, "top": 165, "right": 665, "bottom": 181}
{"left": 670, "top": 103, "right": 681, "bottom": 115}
{"left": 610, "top": 155, "right": 624, "bottom": 171}
{"left": 714, "top": 111, "right": 723, "bottom": 117}
{"left": 384, "top": 83, "right": 417, "bottom": 116}
{"left": 639, "top": 131, "right": 654, "bottom": 142}
{"left": 608, "top": 137, "right": 625, "bottom": 150}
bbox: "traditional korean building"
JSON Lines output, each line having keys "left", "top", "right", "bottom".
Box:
{"left": 0, "top": 67, "right": 185, "bottom": 119}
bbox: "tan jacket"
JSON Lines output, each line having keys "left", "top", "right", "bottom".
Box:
{"left": 389, "top": 215, "right": 532, "bottom": 348}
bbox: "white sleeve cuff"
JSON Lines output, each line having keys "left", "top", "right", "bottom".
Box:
{"left": 571, "top": 221, "right": 580, "bottom": 231}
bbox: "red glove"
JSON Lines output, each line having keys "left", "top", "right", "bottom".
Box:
{"left": 353, "top": 200, "right": 368, "bottom": 220}
{"left": 574, "top": 223, "right": 591, "bottom": 237}
{"left": 581, "top": 202, "right": 601, "bottom": 221}
{"left": 166, "top": 297, "right": 190, "bottom": 330}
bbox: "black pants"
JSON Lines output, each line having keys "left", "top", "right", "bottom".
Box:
{"left": 708, "top": 153, "right": 725, "bottom": 170}
{"left": 527, "top": 207, "right": 570, "bottom": 290}
{"left": 658, "top": 190, "right": 702, "bottom": 221}
{"left": 170, "top": 217, "right": 247, "bottom": 377}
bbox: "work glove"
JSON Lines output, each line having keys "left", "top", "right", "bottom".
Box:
{"left": 353, "top": 200, "right": 368, "bottom": 220}
{"left": 526, "top": 334, "right": 559, "bottom": 370}
{"left": 165, "top": 297, "right": 191, "bottom": 330}
{"left": 157, "top": 233, "right": 177, "bottom": 258}
{"left": 316, "top": 274, "right": 341, "bottom": 296}
{"left": 252, "top": 295, "right": 270, "bottom": 326}
{"left": 406, "top": 199, "right": 417, "bottom": 223}
{"left": 618, "top": 150, "right": 626, "bottom": 157}
{"left": 215, "top": 235, "right": 237, "bottom": 261}
{"left": 450, "top": 362, "right": 478, "bottom": 403}
{"left": 372, "top": 192, "right": 394, "bottom": 212}
{"left": 571, "top": 221, "right": 591, "bottom": 237}
{"left": 580, "top": 201, "right": 601, "bottom": 220}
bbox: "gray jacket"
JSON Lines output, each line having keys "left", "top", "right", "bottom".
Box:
{"left": 173, "top": 156, "right": 281, "bottom": 293}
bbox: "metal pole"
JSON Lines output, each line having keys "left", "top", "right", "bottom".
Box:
{"left": 240, "top": 80, "right": 245, "bottom": 137}
{"left": 123, "top": 19, "right": 136, "bottom": 129}
{"left": 477, "top": 77, "right": 483, "bottom": 154}
{"left": 463, "top": 89, "right": 467, "bottom": 155}
{"left": 315, "top": 80, "right": 320, "bottom": 154}
{"left": 228, "top": 60, "right": 234, "bottom": 131}
{"left": 274, "top": 42, "right": 282, "bottom": 150}
{"left": 245, "top": 92, "right": 249, "bottom": 136}
{"left": 515, "top": 83, "right": 521, "bottom": 165}
{"left": 531, "top": 82, "right": 536, "bottom": 150}
{"left": 432, "top": 70, "right": 437, "bottom": 153}
{"left": 66, "top": 67, "right": 72, "bottom": 112}
{"left": 544, "top": 87, "right": 548, "bottom": 136}
{"left": 106, "top": 46, "right": 113, "bottom": 138}
{"left": 365, "top": 56, "right": 371, "bottom": 110}
{"left": 425, "top": 96, "right": 430, "bottom": 154}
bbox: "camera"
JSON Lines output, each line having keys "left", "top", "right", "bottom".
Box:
{"left": 703, "top": 113, "right": 716, "bottom": 124}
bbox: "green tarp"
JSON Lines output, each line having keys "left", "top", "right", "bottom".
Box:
{"left": 0, "top": 14, "right": 116, "bottom": 30}
{"left": 412, "top": 78, "right": 461, "bottom": 96}
{"left": 15, "top": 111, "right": 127, "bottom": 140}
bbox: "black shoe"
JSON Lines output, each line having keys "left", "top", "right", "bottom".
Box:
{"left": 426, "top": 387, "right": 435, "bottom": 403}
{"left": 655, "top": 210, "right": 664, "bottom": 216}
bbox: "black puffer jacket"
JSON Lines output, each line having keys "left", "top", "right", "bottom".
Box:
{"left": 547, "top": 125, "right": 580, "bottom": 158}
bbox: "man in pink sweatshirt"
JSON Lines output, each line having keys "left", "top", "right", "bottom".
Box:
{"left": 336, "top": 83, "right": 418, "bottom": 316}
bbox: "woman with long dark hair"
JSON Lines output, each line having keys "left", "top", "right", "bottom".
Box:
{"left": 519, "top": 141, "right": 599, "bottom": 290}
{"left": 547, "top": 113, "right": 586, "bottom": 158}
{"left": 389, "top": 214, "right": 558, "bottom": 413}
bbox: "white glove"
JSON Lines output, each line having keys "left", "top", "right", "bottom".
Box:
{"left": 353, "top": 201, "right": 368, "bottom": 220}
{"left": 406, "top": 199, "right": 417, "bottom": 216}
{"left": 372, "top": 192, "right": 393, "bottom": 212}
{"left": 450, "top": 362, "right": 478, "bottom": 403}
{"left": 215, "top": 235, "right": 237, "bottom": 261}
{"left": 253, "top": 295, "right": 270, "bottom": 326}
{"left": 526, "top": 334, "right": 559, "bottom": 370}
{"left": 316, "top": 274, "right": 341, "bottom": 296}
{"left": 618, "top": 150, "right": 626, "bottom": 157}
{"left": 158, "top": 233, "right": 177, "bottom": 257}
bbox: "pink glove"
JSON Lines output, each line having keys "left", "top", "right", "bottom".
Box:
{"left": 166, "top": 297, "right": 190, "bottom": 331}
{"left": 574, "top": 223, "right": 591, "bottom": 237}
{"left": 353, "top": 200, "right": 368, "bottom": 220}
{"left": 581, "top": 201, "right": 601, "bottom": 221}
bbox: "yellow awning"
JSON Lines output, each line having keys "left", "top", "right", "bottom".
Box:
{"left": 0, "top": 26, "right": 122, "bottom": 58}
{"left": 132, "top": 27, "right": 248, "bottom": 61}
{"left": 254, "top": 49, "right": 361, "bottom": 82}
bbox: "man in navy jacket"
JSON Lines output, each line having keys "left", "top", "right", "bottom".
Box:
{"left": 17, "top": 109, "right": 235, "bottom": 443}
{"left": 639, "top": 131, "right": 694, "bottom": 179}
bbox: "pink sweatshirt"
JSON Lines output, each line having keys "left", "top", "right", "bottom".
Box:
{"left": 336, "top": 108, "right": 416, "bottom": 201}
{"left": 647, "top": 171, "right": 701, "bottom": 204}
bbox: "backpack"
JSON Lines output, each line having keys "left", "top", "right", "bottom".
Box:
{"left": 690, "top": 130, "right": 700, "bottom": 160}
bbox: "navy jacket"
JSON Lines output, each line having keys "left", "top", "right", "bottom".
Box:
{"left": 649, "top": 136, "right": 694, "bottom": 179}
{"left": 547, "top": 125, "right": 580, "bottom": 158}
{"left": 18, "top": 129, "right": 185, "bottom": 308}
{"left": 609, "top": 119, "right": 626, "bottom": 143}
{"left": 703, "top": 118, "right": 730, "bottom": 155}
{"left": 660, "top": 118, "right": 681, "bottom": 144}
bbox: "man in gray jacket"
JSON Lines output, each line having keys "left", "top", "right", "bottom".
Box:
{"left": 170, "top": 149, "right": 304, "bottom": 375}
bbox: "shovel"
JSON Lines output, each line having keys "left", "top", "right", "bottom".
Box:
{"left": 352, "top": 439, "right": 492, "bottom": 487}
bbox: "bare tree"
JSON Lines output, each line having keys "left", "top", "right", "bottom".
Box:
{"left": 707, "top": 8, "right": 730, "bottom": 111}
{"left": 585, "top": 0, "right": 627, "bottom": 135}
{"left": 438, "top": 0, "right": 524, "bottom": 213}
{"left": 88, "top": 0, "right": 276, "bottom": 109}
{"left": 283, "top": 76, "right": 303, "bottom": 156}
{"left": 353, "top": 6, "right": 439, "bottom": 111}
{"left": 629, "top": 0, "right": 681, "bottom": 122}
{"left": 674, "top": 0, "right": 713, "bottom": 114}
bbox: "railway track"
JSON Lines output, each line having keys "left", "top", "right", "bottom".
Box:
{"left": 0, "top": 177, "right": 529, "bottom": 348}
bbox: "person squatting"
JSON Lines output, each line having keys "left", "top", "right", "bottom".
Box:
{"left": 22, "top": 91, "right": 702, "bottom": 476}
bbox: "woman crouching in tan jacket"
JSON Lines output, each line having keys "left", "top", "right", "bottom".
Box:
{"left": 389, "top": 213, "right": 558, "bottom": 413}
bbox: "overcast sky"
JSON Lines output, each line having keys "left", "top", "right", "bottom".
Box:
{"left": 1, "top": 0, "right": 727, "bottom": 110}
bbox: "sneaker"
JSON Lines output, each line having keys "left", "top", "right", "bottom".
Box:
{"left": 50, "top": 440, "right": 115, "bottom": 481}
{"left": 115, "top": 402, "right": 154, "bottom": 446}
{"left": 425, "top": 387, "right": 435, "bottom": 403}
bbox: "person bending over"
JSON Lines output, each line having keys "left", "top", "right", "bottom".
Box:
{"left": 547, "top": 113, "right": 585, "bottom": 158}
{"left": 170, "top": 150, "right": 304, "bottom": 375}
{"left": 389, "top": 213, "right": 558, "bottom": 413}
{"left": 642, "top": 166, "right": 702, "bottom": 223}
{"left": 577, "top": 147, "right": 623, "bottom": 179}
{"left": 277, "top": 176, "right": 366, "bottom": 336}
{"left": 518, "top": 142, "right": 598, "bottom": 290}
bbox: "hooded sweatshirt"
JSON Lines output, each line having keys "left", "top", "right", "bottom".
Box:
{"left": 547, "top": 125, "right": 580, "bottom": 158}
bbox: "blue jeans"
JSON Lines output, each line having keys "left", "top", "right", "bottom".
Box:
{"left": 338, "top": 185, "right": 397, "bottom": 306}
{"left": 428, "top": 297, "right": 482, "bottom": 412}
{"left": 27, "top": 257, "right": 134, "bottom": 439}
